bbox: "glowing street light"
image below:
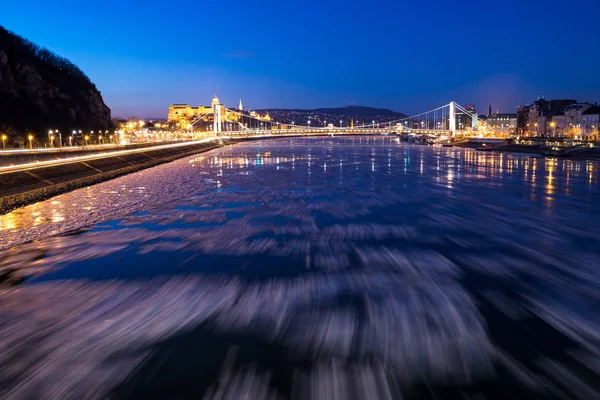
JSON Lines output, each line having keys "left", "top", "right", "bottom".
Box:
{"left": 28, "top": 134, "right": 33, "bottom": 149}
{"left": 1, "top": 134, "right": 7, "bottom": 150}
{"left": 84, "top": 135, "right": 90, "bottom": 146}
{"left": 550, "top": 121, "right": 556, "bottom": 137}
{"left": 48, "top": 130, "right": 54, "bottom": 147}
{"left": 340, "top": 120, "right": 343, "bottom": 128}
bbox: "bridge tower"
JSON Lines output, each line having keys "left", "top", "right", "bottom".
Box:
{"left": 212, "top": 95, "right": 222, "bottom": 134}
{"left": 449, "top": 101, "right": 456, "bottom": 137}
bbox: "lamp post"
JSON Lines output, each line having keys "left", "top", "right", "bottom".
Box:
{"left": 48, "top": 130, "right": 54, "bottom": 147}
{"left": 550, "top": 121, "right": 556, "bottom": 138}
{"left": 56, "top": 130, "right": 62, "bottom": 147}
{"left": 339, "top": 120, "right": 342, "bottom": 128}
{"left": 28, "top": 134, "right": 33, "bottom": 150}
{"left": 1, "top": 134, "right": 6, "bottom": 150}
{"left": 84, "top": 135, "right": 89, "bottom": 146}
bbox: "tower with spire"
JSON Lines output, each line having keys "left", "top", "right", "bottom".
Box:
{"left": 488, "top": 104, "right": 492, "bottom": 117}
{"left": 238, "top": 99, "right": 243, "bottom": 111}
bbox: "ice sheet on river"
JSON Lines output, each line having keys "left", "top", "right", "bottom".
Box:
{"left": 1, "top": 137, "right": 599, "bottom": 399}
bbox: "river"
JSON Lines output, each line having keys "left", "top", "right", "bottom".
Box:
{"left": 0, "top": 136, "right": 599, "bottom": 399}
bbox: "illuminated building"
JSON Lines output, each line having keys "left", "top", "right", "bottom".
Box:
{"left": 456, "top": 104, "right": 477, "bottom": 130}
{"left": 582, "top": 106, "right": 600, "bottom": 141}
{"left": 168, "top": 96, "right": 271, "bottom": 130}
{"left": 485, "top": 113, "right": 517, "bottom": 134}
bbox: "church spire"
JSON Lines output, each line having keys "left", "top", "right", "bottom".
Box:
{"left": 488, "top": 104, "right": 492, "bottom": 117}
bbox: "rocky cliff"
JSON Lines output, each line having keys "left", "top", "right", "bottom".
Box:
{"left": 0, "top": 25, "right": 113, "bottom": 135}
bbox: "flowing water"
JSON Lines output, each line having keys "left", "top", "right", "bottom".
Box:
{"left": 0, "top": 136, "right": 599, "bottom": 399}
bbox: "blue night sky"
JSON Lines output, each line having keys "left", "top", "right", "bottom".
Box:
{"left": 3, "top": 0, "right": 599, "bottom": 118}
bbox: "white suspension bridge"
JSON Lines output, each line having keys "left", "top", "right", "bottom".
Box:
{"left": 183, "top": 100, "right": 503, "bottom": 141}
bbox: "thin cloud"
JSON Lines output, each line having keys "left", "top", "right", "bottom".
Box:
{"left": 222, "top": 50, "right": 256, "bottom": 59}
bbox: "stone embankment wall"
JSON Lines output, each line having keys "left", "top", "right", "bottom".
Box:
{"left": 0, "top": 139, "right": 232, "bottom": 214}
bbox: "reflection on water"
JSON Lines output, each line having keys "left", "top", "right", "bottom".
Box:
{"left": 0, "top": 136, "right": 600, "bottom": 399}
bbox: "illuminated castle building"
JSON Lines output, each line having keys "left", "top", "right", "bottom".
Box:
{"left": 168, "top": 96, "right": 271, "bottom": 129}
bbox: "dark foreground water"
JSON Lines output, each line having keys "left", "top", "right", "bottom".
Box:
{"left": 1, "top": 136, "right": 599, "bottom": 399}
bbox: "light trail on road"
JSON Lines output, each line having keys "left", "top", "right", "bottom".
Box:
{"left": 0, "top": 137, "right": 229, "bottom": 175}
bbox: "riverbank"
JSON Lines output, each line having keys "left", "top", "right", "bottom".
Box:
{"left": 452, "top": 140, "right": 600, "bottom": 160}
{"left": 0, "top": 141, "right": 197, "bottom": 167}
{"left": 0, "top": 138, "right": 232, "bottom": 215}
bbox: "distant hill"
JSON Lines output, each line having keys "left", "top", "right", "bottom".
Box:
{"left": 0, "top": 25, "right": 113, "bottom": 137}
{"left": 255, "top": 105, "right": 407, "bottom": 125}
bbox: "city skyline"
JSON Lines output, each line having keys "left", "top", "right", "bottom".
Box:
{"left": 3, "top": 0, "right": 600, "bottom": 118}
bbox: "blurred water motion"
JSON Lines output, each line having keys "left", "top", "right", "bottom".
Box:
{"left": 0, "top": 136, "right": 599, "bottom": 399}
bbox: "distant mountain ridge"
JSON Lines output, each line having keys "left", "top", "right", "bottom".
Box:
{"left": 256, "top": 105, "right": 407, "bottom": 117}
{"left": 254, "top": 105, "right": 407, "bottom": 126}
{"left": 0, "top": 25, "right": 113, "bottom": 136}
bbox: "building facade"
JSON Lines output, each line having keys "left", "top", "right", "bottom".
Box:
{"left": 582, "top": 106, "right": 600, "bottom": 141}
{"left": 455, "top": 104, "right": 477, "bottom": 131}
{"left": 564, "top": 103, "right": 593, "bottom": 139}
{"left": 484, "top": 113, "right": 517, "bottom": 133}
{"left": 167, "top": 96, "right": 272, "bottom": 130}
{"left": 517, "top": 97, "right": 577, "bottom": 137}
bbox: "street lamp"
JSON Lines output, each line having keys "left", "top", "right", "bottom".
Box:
{"left": 69, "top": 136, "right": 73, "bottom": 146}
{"left": 550, "top": 121, "right": 556, "bottom": 137}
{"left": 84, "top": 135, "right": 89, "bottom": 146}
{"left": 28, "top": 134, "right": 33, "bottom": 149}
{"left": 48, "top": 130, "right": 54, "bottom": 147}
{"left": 1, "top": 134, "right": 6, "bottom": 150}
{"left": 339, "top": 120, "right": 342, "bottom": 128}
